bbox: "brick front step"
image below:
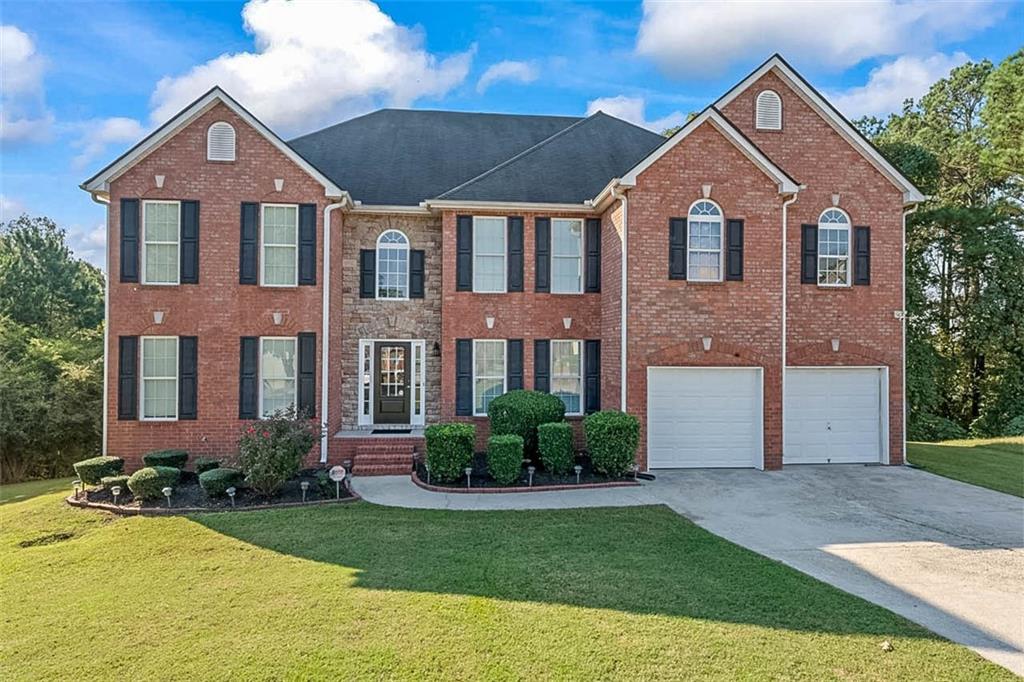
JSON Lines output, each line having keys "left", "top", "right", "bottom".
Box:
{"left": 350, "top": 463, "right": 413, "bottom": 476}
{"left": 351, "top": 439, "right": 419, "bottom": 476}
{"left": 353, "top": 453, "right": 415, "bottom": 466}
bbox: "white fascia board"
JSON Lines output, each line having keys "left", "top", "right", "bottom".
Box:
{"left": 715, "top": 56, "right": 926, "bottom": 204}
{"left": 81, "top": 87, "right": 347, "bottom": 200}
{"left": 424, "top": 199, "right": 595, "bottom": 213}
{"left": 350, "top": 203, "right": 434, "bottom": 215}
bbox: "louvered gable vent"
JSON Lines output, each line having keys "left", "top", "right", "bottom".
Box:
{"left": 207, "top": 121, "right": 236, "bottom": 161}
{"left": 755, "top": 90, "right": 782, "bottom": 130}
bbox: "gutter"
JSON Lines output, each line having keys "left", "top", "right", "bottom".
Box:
{"left": 900, "top": 202, "right": 919, "bottom": 464}
{"left": 779, "top": 191, "right": 799, "bottom": 469}
{"left": 320, "top": 196, "right": 350, "bottom": 463}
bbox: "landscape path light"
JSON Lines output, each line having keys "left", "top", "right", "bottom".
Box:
{"left": 111, "top": 485, "right": 122, "bottom": 506}
{"left": 527, "top": 466, "right": 536, "bottom": 487}
{"left": 465, "top": 467, "right": 473, "bottom": 488}
{"left": 162, "top": 487, "right": 173, "bottom": 508}
{"left": 226, "top": 487, "right": 237, "bottom": 508}
{"left": 300, "top": 481, "right": 309, "bottom": 502}
{"left": 72, "top": 479, "right": 82, "bottom": 500}
{"left": 574, "top": 465, "right": 582, "bottom": 484}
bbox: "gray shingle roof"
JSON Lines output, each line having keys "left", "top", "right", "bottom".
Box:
{"left": 287, "top": 108, "right": 664, "bottom": 205}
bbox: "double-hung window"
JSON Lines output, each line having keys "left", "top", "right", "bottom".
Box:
{"left": 552, "top": 218, "right": 583, "bottom": 293}
{"left": 142, "top": 200, "right": 180, "bottom": 284}
{"left": 818, "top": 208, "right": 851, "bottom": 287}
{"left": 261, "top": 204, "right": 298, "bottom": 286}
{"left": 473, "top": 339, "right": 506, "bottom": 415}
{"left": 260, "top": 337, "right": 297, "bottom": 418}
{"left": 473, "top": 217, "right": 506, "bottom": 293}
{"left": 551, "top": 340, "right": 583, "bottom": 415}
{"left": 141, "top": 336, "right": 178, "bottom": 420}
{"left": 687, "top": 200, "right": 723, "bottom": 281}
{"left": 377, "top": 230, "right": 409, "bottom": 299}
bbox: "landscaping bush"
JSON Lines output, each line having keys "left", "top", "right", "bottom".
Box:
{"left": 537, "top": 422, "right": 574, "bottom": 475}
{"left": 584, "top": 411, "right": 639, "bottom": 477}
{"left": 142, "top": 449, "right": 189, "bottom": 469}
{"left": 908, "top": 412, "right": 968, "bottom": 442}
{"left": 73, "top": 456, "right": 124, "bottom": 485}
{"left": 126, "top": 466, "right": 181, "bottom": 501}
{"left": 487, "top": 390, "right": 565, "bottom": 460}
{"left": 199, "top": 467, "right": 245, "bottom": 497}
{"left": 424, "top": 422, "right": 475, "bottom": 482}
{"left": 237, "top": 410, "right": 318, "bottom": 496}
{"left": 1003, "top": 415, "right": 1024, "bottom": 437}
{"left": 100, "top": 474, "right": 130, "bottom": 492}
{"left": 194, "top": 457, "right": 222, "bottom": 474}
{"left": 487, "top": 434, "right": 524, "bottom": 486}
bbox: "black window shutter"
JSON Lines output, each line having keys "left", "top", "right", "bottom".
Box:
{"left": 456, "top": 215, "right": 473, "bottom": 291}
{"left": 535, "top": 217, "right": 551, "bottom": 292}
{"left": 180, "top": 200, "right": 199, "bottom": 284}
{"left": 801, "top": 224, "right": 818, "bottom": 284}
{"left": 507, "top": 339, "right": 524, "bottom": 390}
{"left": 726, "top": 219, "right": 744, "bottom": 281}
{"left": 584, "top": 339, "right": 601, "bottom": 414}
{"left": 178, "top": 336, "right": 198, "bottom": 420}
{"left": 297, "top": 332, "right": 316, "bottom": 417}
{"left": 240, "top": 203, "right": 259, "bottom": 285}
{"left": 239, "top": 336, "right": 259, "bottom": 419}
{"left": 120, "top": 199, "right": 139, "bottom": 283}
{"left": 507, "top": 216, "right": 524, "bottom": 292}
{"left": 117, "top": 335, "right": 138, "bottom": 420}
{"left": 455, "top": 339, "right": 473, "bottom": 415}
{"left": 298, "top": 203, "right": 317, "bottom": 285}
{"left": 533, "top": 339, "right": 550, "bottom": 392}
{"left": 410, "top": 249, "right": 425, "bottom": 298}
{"left": 854, "top": 226, "right": 871, "bottom": 285}
{"left": 669, "top": 217, "right": 687, "bottom": 280}
{"left": 585, "top": 218, "right": 601, "bottom": 293}
{"left": 359, "top": 249, "right": 376, "bottom": 298}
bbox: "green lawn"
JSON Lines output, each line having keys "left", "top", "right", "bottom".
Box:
{"left": 0, "top": 494, "right": 1011, "bottom": 680}
{"left": 0, "top": 477, "right": 75, "bottom": 505}
{"left": 908, "top": 436, "right": 1023, "bottom": 497}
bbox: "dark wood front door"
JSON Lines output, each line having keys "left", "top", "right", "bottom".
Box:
{"left": 373, "top": 342, "right": 411, "bottom": 424}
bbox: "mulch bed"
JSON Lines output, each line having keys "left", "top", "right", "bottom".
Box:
{"left": 412, "top": 453, "right": 641, "bottom": 493}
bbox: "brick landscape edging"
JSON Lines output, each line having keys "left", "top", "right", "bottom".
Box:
{"left": 65, "top": 486, "right": 361, "bottom": 516}
{"left": 410, "top": 469, "right": 641, "bottom": 494}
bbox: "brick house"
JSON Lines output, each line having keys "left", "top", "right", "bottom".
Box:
{"left": 81, "top": 54, "right": 924, "bottom": 474}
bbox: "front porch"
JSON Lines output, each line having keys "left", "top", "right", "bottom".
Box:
{"left": 330, "top": 429, "right": 425, "bottom": 476}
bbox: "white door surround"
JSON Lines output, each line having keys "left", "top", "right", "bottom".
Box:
{"left": 357, "top": 339, "right": 426, "bottom": 427}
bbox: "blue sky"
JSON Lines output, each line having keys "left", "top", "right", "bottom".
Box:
{"left": 2, "top": 0, "right": 1021, "bottom": 267}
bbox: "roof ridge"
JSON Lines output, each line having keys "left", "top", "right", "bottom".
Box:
{"left": 435, "top": 114, "right": 598, "bottom": 199}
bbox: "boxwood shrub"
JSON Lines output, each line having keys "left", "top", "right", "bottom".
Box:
{"left": 142, "top": 449, "right": 189, "bottom": 469}
{"left": 424, "top": 422, "right": 475, "bottom": 482}
{"left": 487, "top": 390, "right": 565, "bottom": 460}
{"left": 73, "top": 456, "right": 124, "bottom": 485}
{"left": 127, "top": 466, "right": 181, "bottom": 501}
{"left": 199, "top": 467, "right": 245, "bottom": 497}
{"left": 487, "top": 434, "right": 524, "bottom": 486}
{"left": 100, "top": 475, "right": 130, "bottom": 491}
{"left": 584, "top": 410, "right": 639, "bottom": 477}
{"left": 194, "top": 457, "right": 222, "bottom": 474}
{"left": 538, "top": 422, "right": 574, "bottom": 475}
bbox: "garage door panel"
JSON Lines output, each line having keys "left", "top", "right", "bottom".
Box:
{"left": 785, "top": 368, "right": 883, "bottom": 465}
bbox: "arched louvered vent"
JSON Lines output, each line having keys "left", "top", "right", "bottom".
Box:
{"left": 755, "top": 90, "right": 782, "bottom": 130}
{"left": 207, "top": 121, "right": 236, "bottom": 161}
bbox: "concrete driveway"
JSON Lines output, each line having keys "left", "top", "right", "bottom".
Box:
{"left": 645, "top": 466, "right": 1024, "bottom": 674}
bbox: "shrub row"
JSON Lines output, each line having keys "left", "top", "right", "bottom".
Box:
{"left": 488, "top": 390, "right": 564, "bottom": 461}
{"left": 142, "top": 449, "right": 189, "bottom": 469}
{"left": 127, "top": 466, "right": 181, "bottom": 501}
{"left": 424, "top": 423, "right": 475, "bottom": 482}
{"left": 199, "top": 467, "right": 244, "bottom": 497}
{"left": 73, "top": 456, "right": 124, "bottom": 485}
{"left": 487, "top": 435, "right": 524, "bottom": 485}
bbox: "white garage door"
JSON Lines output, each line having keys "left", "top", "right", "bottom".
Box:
{"left": 785, "top": 368, "right": 885, "bottom": 464}
{"left": 647, "top": 367, "right": 762, "bottom": 468}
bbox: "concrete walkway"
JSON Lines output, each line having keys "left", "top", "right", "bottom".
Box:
{"left": 352, "top": 467, "right": 1024, "bottom": 674}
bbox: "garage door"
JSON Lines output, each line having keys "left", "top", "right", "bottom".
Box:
{"left": 647, "top": 367, "right": 762, "bottom": 468}
{"left": 784, "top": 368, "right": 885, "bottom": 464}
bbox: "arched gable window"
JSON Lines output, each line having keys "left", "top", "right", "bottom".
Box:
{"left": 376, "top": 230, "right": 409, "bottom": 299}
{"left": 687, "top": 199, "right": 723, "bottom": 281}
{"left": 207, "top": 121, "right": 236, "bottom": 161}
{"left": 817, "top": 208, "right": 851, "bottom": 286}
{"left": 755, "top": 90, "right": 782, "bottom": 130}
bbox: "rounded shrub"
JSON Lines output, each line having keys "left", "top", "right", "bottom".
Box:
{"left": 100, "top": 475, "right": 130, "bottom": 491}
{"left": 487, "top": 434, "right": 524, "bottom": 486}
{"left": 194, "top": 457, "right": 222, "bottom": 474}
{"left": 487, "top": 390, "right": 565, "bottom": 460}
{"left": 127, "top": 466, "right": 181, "bottom": 501}
{"left": 584, "top": 410, "right": 639, "bottom": 477}
{"left": 538, "top": 422, "right": 574, "bottom": 475}
{"left": 199, "top": 467, "right": 245, "bottom": 497}
{"left": 424, "top": 422, "right": 476, "bottom": 483}
{"left": 73, "top": 456, "right": 124, "bottom": 485}
{"left": 142, "top": 449, "right": 189, "bottom": 469}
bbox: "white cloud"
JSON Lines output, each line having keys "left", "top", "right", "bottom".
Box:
{"left": 636, "top": 0, "right": 1002, "bottom": 77}
{"left": 149, "top": 0, "right": 474, "bottom": 135}
{"left": 830, "top": 52, "right": 971, "bottom": 118}
{"left": 476, "top": 60, "right": 538, "bottom": 93}
{"left": 0, "top": 25, "right": 53, "bottom": 143}
{"left": 586, "top": 95, "right": 685, "bottom": 133}
{"left": 0, "top": 194, "right": 26, "bottom": 222}
{"left": 72, "top": 117, "right": 147, "bottom": 169}
{"left": 67, "top": 223, "right": 107, "bottom": 268}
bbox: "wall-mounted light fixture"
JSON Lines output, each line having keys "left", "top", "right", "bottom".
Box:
{"left": 155, "top": 175, "right": 165, "bottom": 189}
{"left": 563, "top": 317, "right": 572, "bottom": 330}
{"left": 272, "top": 311, "right": 284, "bottom": 326}
{"left": 153, "top": 310, "right": 165, "bottom": 325}
{"left": 274, "top": 178, "right": 284, "bottom": 192}
{"left": 831, "top": 338, "right": 841, "bottom": 352}
{"left": 701, "top": 336, "right": 712, "bottom": 352}
{"left": 485, "top": 316, "right": 495, "bottom": 329}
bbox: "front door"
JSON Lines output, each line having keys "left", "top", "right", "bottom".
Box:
{"left": 373, "top": 342, "right": 411, "bottom": 424}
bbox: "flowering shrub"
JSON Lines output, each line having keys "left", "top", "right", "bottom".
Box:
{"left": 237, "top": 409, "right": 318, "bottom": 496}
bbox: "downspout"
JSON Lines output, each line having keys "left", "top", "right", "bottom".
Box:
{"left": 612, "top": 187, "right": 628, "bottom": 412}
{"left": 900, "top": 203, "right": 918, "bottom": 465}
{"left": 320, "top": 199, "right": 347, "bottom": 463}
{"left": 90, "top": 191, "right": 111, "bottom": 455}
{"left": 780, "top": 191, "right": 799, "bottom": 469}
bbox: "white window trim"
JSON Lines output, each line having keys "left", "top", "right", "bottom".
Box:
{"left": 551, "top": 339, "right": 584, "bottom": 416}
{"left": 141, "top": 199, "right": 180, "bottom": 286}
{"left": 259, "top": 336, "right": 298, "bottom": 419}
{"left": 472, "top": 339, "right": 507, "bottom": 417}
{"left": 551, "top": 218, "right": 584, "bottom": 295}
{"left": 817, "top": 207, "right": 852, "bottom": 288}
{"left": 139, "top": 335, "right": 178, "bottom": 421}
{"left": 755, "top": 90, "right": 783, "bottom": 131}
{"left": 472, "top": 216, "right": 507, "bottom": 293}
{"left": 356, "top": 339, "right": 427, "bottom": 426}
{"left": 686, "top": 199, "right": 724, "bottom": 283}
{"left": 375, "top": 229, "right": 410, "bottom": 300}
{"left": 260, "top": 203, "right": 299, "bottom": 288}
{"left": 206, "top": 121, "right": 236, "bottom": 161}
